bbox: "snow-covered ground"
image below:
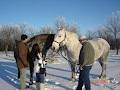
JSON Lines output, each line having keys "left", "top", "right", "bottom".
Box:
{"left": 0, "top": 51, "right": 120, "bottom": 90}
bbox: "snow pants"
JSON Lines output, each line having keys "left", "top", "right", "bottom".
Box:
{"left": 19, "top": 68, "right": 27, "bottom": 90}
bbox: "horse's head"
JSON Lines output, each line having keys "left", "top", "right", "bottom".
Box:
{"left": 52, "top": 28, "right": 66, "bottom": 51}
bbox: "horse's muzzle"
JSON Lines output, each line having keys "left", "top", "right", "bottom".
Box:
{"left": 51, "top": 46, "right": 55, "bottom": 51}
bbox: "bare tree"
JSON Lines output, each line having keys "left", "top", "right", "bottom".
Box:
{"left": 40, "top": 25, "right": 55, "bottom": 34}
{"left": 68, "top": 23, "right": 80, "bottom": 35}
{"left": 97, "top": 27, "right": 111, "bottom": 39}
{"left": 28, "top": 27, "right": 36, "bottom": 36}
{"left": 96, "top": 26, "right": 115, "bottom": 49}
{"left": 0, "top": 25, "right": 15, "bottom": 55}
{"left": 55, "top": 16, "right": 80, "bottom": 35}
{"left": 19, "top": 23, "right": 28, "bottom": 34}
{"left": 0, "top": 24, "right": 23, "bottom": 54}
{"left": 86, "top": 30, "right": 96, "bottom": 39}
{"left": 104, "top": 11, "right": 120, "bottom": 54}
{"left": 55, "top": 16, "right": 68, "bottom": 30}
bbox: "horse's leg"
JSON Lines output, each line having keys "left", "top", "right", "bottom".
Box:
{"left": 99, "top": 51, "right": 109, "bottom": 79}
{"left": 98, "top": 58, "right": 107, "bottom": 79}
{"left": 70, "top": 63, "right": 76, "bottom": 81}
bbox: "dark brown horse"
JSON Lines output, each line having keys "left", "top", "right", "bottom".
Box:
{"left": 26, "top": 34, "right": 55, "bottom": 60}
{"left": 14, "top": 34, "right": 55, "bottom": 80}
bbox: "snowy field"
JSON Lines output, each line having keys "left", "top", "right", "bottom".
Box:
{"left": 0, "top": 51, "right": 120, "bottom": 90}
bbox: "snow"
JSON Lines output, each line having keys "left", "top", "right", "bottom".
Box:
{"left": 0, "top": 51, "right": 120, "bottom": 90}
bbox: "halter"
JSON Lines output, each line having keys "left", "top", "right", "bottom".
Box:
{"left": 53, "top": 32, "right": 66, "bottom": 47}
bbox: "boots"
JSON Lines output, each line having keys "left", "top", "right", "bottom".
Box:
{"left": 36, "top": 82, "right": 45, "bottom": 90}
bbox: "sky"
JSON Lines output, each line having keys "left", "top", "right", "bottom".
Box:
{"left": 0, "top": 0, "right": 120, "bottom": 35}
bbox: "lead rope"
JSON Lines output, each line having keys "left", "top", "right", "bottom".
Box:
{"left": 58, "top": 50, "right": 81, "bottom": 73}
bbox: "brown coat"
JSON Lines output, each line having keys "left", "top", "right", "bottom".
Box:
{"left": 16, "top": 40, "right": 29, "bottom": 69}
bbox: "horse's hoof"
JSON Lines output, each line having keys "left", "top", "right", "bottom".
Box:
{"left": 99, "top": 75, "right": 106, "bottom": 79}
{"left": 71, "top": 78, "right": 76, "bottom": 82}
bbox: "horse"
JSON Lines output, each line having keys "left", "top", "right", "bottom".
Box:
{"left": 52, "top": 28, "right": 110, "bottom": 81}
{"left": 26, "top": 34, "right": 55, "bottom": 60}
{"left": 14, "top": 34, "right": 55, "bottom": 81}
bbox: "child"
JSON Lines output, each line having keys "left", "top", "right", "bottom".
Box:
{"left": 31, "top": 43, "right": 46, "bottom": 90}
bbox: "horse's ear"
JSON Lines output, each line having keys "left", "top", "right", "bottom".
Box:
{"left": 58, "top": 27, "right": 65, "bottom": 31}
{"left": 61, "top": 28, "right": 65, "bottom": 31}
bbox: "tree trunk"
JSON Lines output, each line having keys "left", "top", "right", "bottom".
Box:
{"left": 116, "top": 39, "right": 119, "bottom": 55}
{"left": 5, "top": 45, "right": 8, "bottom": 56}
{"left": 116, "top": 49, "right": 119, "bottom": 55}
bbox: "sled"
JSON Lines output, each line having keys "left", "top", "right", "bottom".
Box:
{"left": 91, "top": 79, "right": 110, "bottom": 84}
{"left": 91, "top": 78, "right": 119, "bottom": 85}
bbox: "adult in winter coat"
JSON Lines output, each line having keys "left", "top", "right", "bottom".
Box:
{"left": 16, "top": 34, "right": 29, "bottom": 90}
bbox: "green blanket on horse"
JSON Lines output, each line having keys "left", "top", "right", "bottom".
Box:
{"left": 79, "top": 38, "right": 110, "bottom": 67}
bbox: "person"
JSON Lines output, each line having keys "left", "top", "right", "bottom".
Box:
{"left": 30, "top": 43, "right": 46, "bottom": 90}
{"left": 76, "top": 65, "right": 92, "bottom": 90}
{"left": 16, "top": 34, "right": 29, "bottom": 90}
{"left": 76, "top": 37, "right": 94, "bottom": 90}
{"left": 79, "top": 35, "right": 88, "bottom": 44}
{"left": 14, "top": 40, "right": 20, "bottom": 79}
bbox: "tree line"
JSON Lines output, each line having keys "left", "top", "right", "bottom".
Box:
{"left": 0, "top": 12, "right": 120, "bottom": 55}
{"left": 86, "top": 11, "right": 120, "bottom": 54}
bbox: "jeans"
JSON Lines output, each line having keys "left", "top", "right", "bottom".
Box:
{"left": 36, "top": 73, "right": 45, "bottom": 83}
{"left": 76, "top": 65, "right": 92, "bottom": 90}
{"left": 36, "top": 73, "right": 45, "bottom": 90}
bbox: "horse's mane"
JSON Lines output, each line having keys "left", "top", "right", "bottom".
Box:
{"left": 66, "top": 31, "right": 79, "bottom": 42}
{"left": 27, "top": 34, "right": 55, "bottom": 44}
{"left": 26, "top": 34, "right": 55, "bottom": 59}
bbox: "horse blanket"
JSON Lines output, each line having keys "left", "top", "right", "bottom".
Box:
{"left": 79, "top": 38, "right": 110, "bottom": 66}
